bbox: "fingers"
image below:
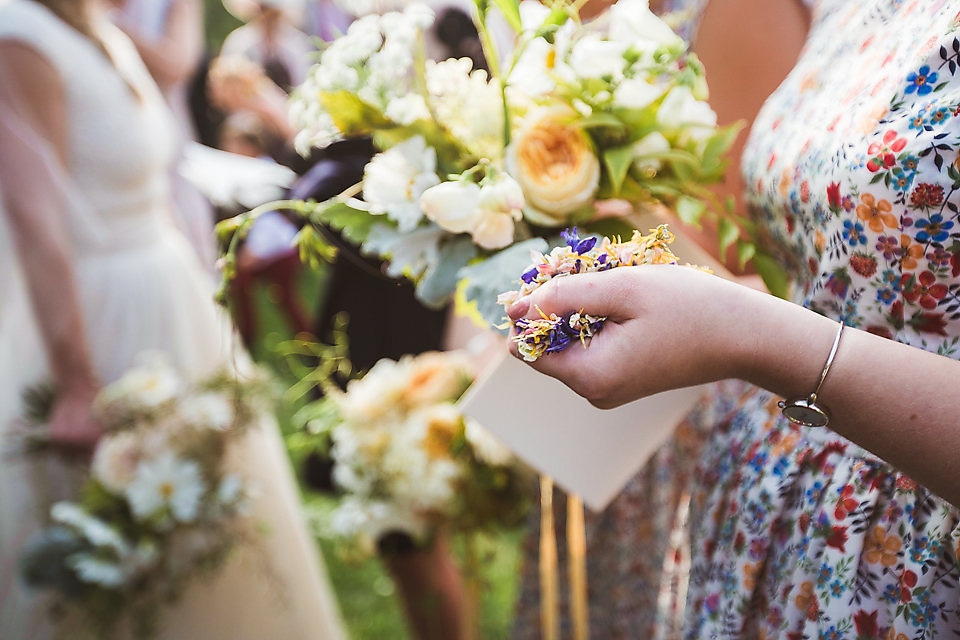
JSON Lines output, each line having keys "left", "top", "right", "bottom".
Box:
{"left": 507, "top": 269, "right": 641, "bottom": 323}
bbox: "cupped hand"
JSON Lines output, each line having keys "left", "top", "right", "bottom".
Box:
{"left": 506, "top": 265, "right": 762, "bottom": 408}
{"left": 47, "top": 381, "right": 101, "bottom": 451}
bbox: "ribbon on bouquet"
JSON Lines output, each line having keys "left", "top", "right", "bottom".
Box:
{"left": 539, "top": 476, "right": 590, "bottom": 640}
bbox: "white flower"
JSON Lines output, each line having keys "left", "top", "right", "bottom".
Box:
{"left": 51, "top": 502, "right": 128, "bottom": 554}
{"left": 569, "top": 34, "right": 628, "bottom": 80}
{"left": 334, "top": 357, "right": 414, "bottom": 425}
{"left": 180, "top": 391, "right": 235, "bottom": 431}
{"left": 519, "top": 0, "right": 551, "bottom": 30}
{"left": 67, "top": 555, "right": 126, "bottom": 588}
{"left": 102, "top": 356, "right": 182, "bottom": 410}
{"left": 631, "top": 131, "right": 671, "bottom": 172}
{"left": 217, "top": 473, "right": 245, "bottom": 506}
{"left": 426, "top": 59, "right": 504, "bottom": 160}
{"left": 609, "top": 0, "right": 683, "bottom": 48}
{"left": 328, "top": 15, "right": 383, "bottom": 66}
{"left": 470, "top": 175, "right": 524, "bottom": 249}
{"left": 363, "top": 136, "right": 440, "bottom": 232}
{"left": 402, "top": 2, "right": 435, "bottom": 31}
{"left": 314, "top": 62, "right": 360, "bottom": 92}
{"left": 657, "top": 85, "right": 717, "bottom": 133}
{"left": 125, "top": 452, "right": 206, "bottom": 523}
{"left": 508, "top": 38, "right": 557, "bottom": 98}
{"left": 92, "top": 431, "right": 143, "bottom": 493}
{"left": 385, "top": 94, "right": 430, "bottom": 126}
{"left": 419, "top": 180, "right": 482, "bottom": 234}
{"left": 613, "top": 75, "right": 665, "bottom": 110}
{"left": 465, "top": 420, "right": 513, "bottom": 466}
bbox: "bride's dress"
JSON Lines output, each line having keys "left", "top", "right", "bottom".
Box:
{"left": 0, "top": 1, "right": 345, "bottom": 638}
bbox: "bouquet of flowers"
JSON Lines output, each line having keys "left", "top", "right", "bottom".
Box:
{"left": 218, "top": 0, "right": 751, "bottom": 326}
{"left": 297, "top": 350, "right": 530, "bottom": 554}
{"left": 19, "top": 354, "right": 272, "bottom": 636}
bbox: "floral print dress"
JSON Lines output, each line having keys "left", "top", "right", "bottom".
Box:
{"left": 685, "top": 0, "right": 960, "bottom": 638}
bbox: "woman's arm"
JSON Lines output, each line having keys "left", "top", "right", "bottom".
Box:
{"left": 506, "top": 266, "right": 960, "bottom": 505}
{"left": 0, "top": 42, "right": 100, "bottom": 448}
{"left": 115, "top": 0, "right": 204, "bottom": 91}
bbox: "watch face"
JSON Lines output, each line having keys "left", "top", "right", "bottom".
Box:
{"left": 779, "top": 400, "right": 829, "bottom": 428}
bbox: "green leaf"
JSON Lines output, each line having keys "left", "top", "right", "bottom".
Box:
{"left": 576, "top": 112, "right": 626, "bottom": 131}
{"left": 603, "top": 145, "right": 635, "bottom": 196}
{"left": 458, "top": 238, "right": 550, "bottom": 329}
{"left": 416, "top": 236, "right": 480, "bottom": 308}
{"left": 717, "top": 217, "right": 739, "bottom": 257}
{"left": 701, "top": 121, "right": 744, "bottom": 169}
{"left": 675, "top": 196, "right": 706, "bottom": 227}
{"left": 489, "top": 0, "right": 522, "bottom": 31}
{"left": 736, "top": 239, "right": 756, "bottom": 270}
{"left": 751, "top": 252, "right": 791, "bottom": 299}
{"left": 581, "top": 216, "right": 637, "bottom": 241}
{"left": 312, "top": 200, "right": 383, "bottom": 245}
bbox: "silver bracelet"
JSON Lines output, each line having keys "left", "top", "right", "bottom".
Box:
{"left": 777, "top": 321, "right": 845, "bottom": 428}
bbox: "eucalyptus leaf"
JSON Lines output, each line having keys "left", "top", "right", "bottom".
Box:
{"left": 417, "top": 237, "right": 480, "bottom": 308}
{"left": 458, "top": 238, "right": 550, "bottom": 330}
{"left": 363, "top": 224, "right": 446, "bottom": 282}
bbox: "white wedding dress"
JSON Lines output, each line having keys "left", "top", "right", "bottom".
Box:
{"left": 0, "top": 1, "right": 345, "bottom": 638}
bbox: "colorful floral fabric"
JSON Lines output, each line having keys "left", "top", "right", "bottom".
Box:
{"left": 686, "top": 1, "right": 960, "bottom": 637}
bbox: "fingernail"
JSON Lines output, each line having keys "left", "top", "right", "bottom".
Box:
{"left": 507, "top": 298, "right": 529, "bottom": 320}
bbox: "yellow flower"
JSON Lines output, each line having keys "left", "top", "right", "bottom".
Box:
{"left": 864, "top": 525, "right": 901, "bottom": 567}
{"left": 508, "top": 106, "right": 600, "bottom": 224}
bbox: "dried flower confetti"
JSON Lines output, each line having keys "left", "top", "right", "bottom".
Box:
{"left": 499, "top": 225, "right": 705, "bottom": 361}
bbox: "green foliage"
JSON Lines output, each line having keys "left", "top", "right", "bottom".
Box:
{"left": 602, "top": 144, "right": 635, "bottom": 196}
{"left": 458, "top": 238, "right": 550, "bottom": 329}
{"left": 752, "top": 252, "right": 791, "bottom": 299}
{"left": 488, "top": 0, "right": 523, "bottom": 31}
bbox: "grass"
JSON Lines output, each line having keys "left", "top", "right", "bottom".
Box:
{"left": 242, "top": 262, "right": 524, "bottom": 639}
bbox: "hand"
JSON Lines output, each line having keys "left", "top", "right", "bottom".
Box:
{"left": 506, "top": 265, "right": 764, "bottom": 408}
{"left": 47, "top": 380, "right": 101, "bottom": 451}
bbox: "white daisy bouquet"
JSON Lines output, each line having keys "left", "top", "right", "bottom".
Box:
{"left": 218, "top": 0, "right": 747, "bottom": 326}
{"left": 298, "top": 350, "right": 530, "bottom": 555}
{"left": 19, "top": 354, "right": 272, "bottom": 636}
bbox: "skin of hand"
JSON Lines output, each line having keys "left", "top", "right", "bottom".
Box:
{"left": 0, "top": 42, "right": 102, "bottom": 450}
{"left": 506, "top": 266, "right": 960, "bottom": 505}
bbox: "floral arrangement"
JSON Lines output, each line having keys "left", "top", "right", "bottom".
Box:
{"left": 218, "top": 0, "right": 749, "bottom": 326}
{"left": 296, "top": 350, "right": 530, "bottom": 554}
{"left": 498, "top": 224, "right": 705, "bottom": 361}
{"left": 19, "top": 354, "right": 272, "bottom": 636}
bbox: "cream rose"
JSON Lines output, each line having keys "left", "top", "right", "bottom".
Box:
{"left": 508, "top": 106, "right": 600, "bottom": 223}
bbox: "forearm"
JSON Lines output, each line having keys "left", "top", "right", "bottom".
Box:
{"left": 120, "top": 0, "right": 203, "bottom": 90}
{"left": 0, "top": 117, "right": 98, "bottom": 390}
{"left": 736, "top": 289, "right": 960, "bottom": 505}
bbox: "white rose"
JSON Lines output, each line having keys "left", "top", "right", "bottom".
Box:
{"left": 609, "top": 0, "right": 683, "bottom": 47}
{"left": 613, "top": 75, "right": 665, "bottom": 110}
{"left": 657, "top": 85, "right": 717, "bottom": 129}
{"left": 419, "top": 180, "right": 482, "bottom": 234}
{"left": 507, "top": 106, "right": 600, "bottom": 222}
{"left": 469, "top": 176, "right": 524, "bottom": 249}
{"left": 569, "top": 34, "right": 628, "bottom": 80}
{"left": 657, "top": 85, "right": 717, "bottom": 146}
{"left": 363, "top": 136, "right": 440, "bottom": 232}
{"left": 631, "top": 131, "right": 670, "bottom": 172}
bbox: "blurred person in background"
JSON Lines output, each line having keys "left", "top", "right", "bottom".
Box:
{"left": 110, "top": 0, "right": 218, "bottom": 269}
{"left": 0, "top": 0, "right": 347, "bottom": 637}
